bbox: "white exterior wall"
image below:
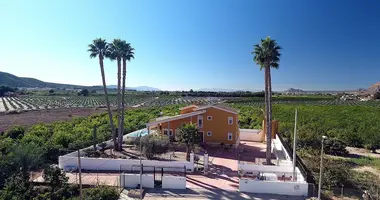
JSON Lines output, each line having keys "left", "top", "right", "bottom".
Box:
{"left": 59, "top": 154, "right": 194, "bottom": 172}
{"left": 239, "top": 129, "right": 263, "bottom": 142}
{"left": 239, "top": 178, "right": 308, "bottom": 196}
{"left": 120, "top": 174, "right": 154, "bottom": 188}
{"left": 162, "top": 176, "right": 186, "bottom": 189}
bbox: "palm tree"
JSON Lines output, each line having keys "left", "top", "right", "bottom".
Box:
{"left": 252, "top": 36, "right": 281, "bottom": 165}
{"left": 88, "top": 38, "right": 117, "bottom": 149}
{"left": 108, "top": 39, "right": 124, "bottom": 151}
{"left": 119, "top": 41, "right": 135, "bottom": 150}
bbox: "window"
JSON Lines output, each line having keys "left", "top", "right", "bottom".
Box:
{"left": 198, "top": 116, "right": 203, "bottom": 128}
{"left": 207, "top": 116, "right": 212, "bottom": 121}
{"left": 163, "top": 129, "right": 168, "bottom": 135}
{"left": 228, "top": 132, "right": 233, "bottom": 141}
{"left": 207, "top": 131, "right": 212, "bottom": 136}
{"left": 168, "top": 129, "right": 173, "bottom": 136}
{"left": 228, "top": 117, "right": 233, "bottom": 125}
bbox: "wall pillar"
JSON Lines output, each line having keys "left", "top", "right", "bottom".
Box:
{"left": 204, "top": 153, "right": 209, "bottom": 175}
{"left": 190, "top": 153, "right": 194, "bottom": 164}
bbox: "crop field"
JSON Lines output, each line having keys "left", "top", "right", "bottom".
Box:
{"left": 227, "top": 98, "right": 380, "bottom": 107}
{"left": 0, "top": 96, "right": 222, "bottom": 113}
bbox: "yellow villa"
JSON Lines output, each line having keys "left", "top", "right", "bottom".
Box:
{"left": 146, "top": 104, "right": 240, "bottom": 147}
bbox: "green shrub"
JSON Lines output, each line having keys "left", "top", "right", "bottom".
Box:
{"left": 140, "top": 134, "right": 169, "bottom": 159}
{"left": 84, "top": 186, "right": 119, "bottom": 200}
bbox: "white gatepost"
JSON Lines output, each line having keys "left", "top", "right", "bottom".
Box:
{"left": 204, "top": 153, "right": 209, "bottom": 175}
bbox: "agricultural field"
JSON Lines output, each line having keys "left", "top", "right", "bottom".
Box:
{"left": 0, "top": 95, "right": 222, "bottom": 113}
{"left": 227, "top": 97, "right": 380, "bottom": 107}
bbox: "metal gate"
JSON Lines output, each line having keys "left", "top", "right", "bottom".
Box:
{"left": 153, "top": 167, "right": 164, "bottom": 187}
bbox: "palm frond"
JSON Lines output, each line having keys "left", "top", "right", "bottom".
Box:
{"left": 252, "top": 36, "right": 281, "bottom": 70}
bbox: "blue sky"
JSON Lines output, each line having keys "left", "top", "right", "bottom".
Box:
{"left": 1, "top": 0, "right": 380, "bottom": 91}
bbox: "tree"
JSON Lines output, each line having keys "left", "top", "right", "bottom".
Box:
{"left": 139, "top": 134, "right": 169, "bottom": 159}
{"left": 252, "top": 36, "right": 281, "bottom": 165}
{"left": 9, "top": 142, "right": 44, "bottom": 176}
{"left": 177, "top": 123, "right": 201, "bottom": 161}
{"left": 108, "top": 39, "right": 124, "bottom": 151}
{"left": 88, "top": 38, "right": 117, "bottom": 150}
{"left": 78, "top": 89, "right": 89, "bottom": 96}
{"left": 0, "top": 172, "right": 33, "bottom": 200}
{"left": 43, "top": 165, "right": 69, "bottom": 195}
{"left": 4, "top": 125, "right": 25, "bottom": 139}
{"left": 119, "top": 41, "right": 135, "bottom": 150}
{"left": 49, "top": 89, "right": 54, "bottom": 94}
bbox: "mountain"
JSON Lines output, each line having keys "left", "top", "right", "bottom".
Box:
{"left": 101, "top": 85, "right": 161, "bottom": 91}
{"left": 0, "top": 71, "right": 85, "bottom": 89}
{"left": 195, "top": 88, "right": 251, "bottom": 92}
{"left": 284, "top": 88, "right": 305, "bottom": 93}
{"left": 127, "top": 86, "right": 161, "bottom": 91}
{"left": 367, "top": 82, "right": 380, "bottom": 94}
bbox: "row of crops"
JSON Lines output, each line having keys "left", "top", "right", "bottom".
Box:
{"left": 227, "top": 98, "right": 380, "bottom": 107}
{"left": 2, "top": 95, "right": 378, "bottom": 113}
{"left": 0, "top": 96, "right": 223, "bottom": 113}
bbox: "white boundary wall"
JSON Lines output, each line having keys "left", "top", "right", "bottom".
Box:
{"left": 162, "top": 176, "right": 186, "bottom": 189}
{"left": 239, "top": 163, "right": 304, "bottom": 182}
{"left": 59, "top": 153, "right": 194, "bottom": 172}
{"left": 239, "top": 129, "right": 263, "bottom": 142}
{"left": 239, "top": 178, "right": 308, "bottom": 196}
{"left": 120, "top": 174, "right": 154, "bottom": 188}
{"left": 273, "top": 134, "right": 291, "bottom": 161}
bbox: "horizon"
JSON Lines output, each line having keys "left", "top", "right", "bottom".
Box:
{"left": 1, "top": 0, "right": 380, "bottom": 91}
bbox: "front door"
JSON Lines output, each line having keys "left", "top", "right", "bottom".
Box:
{"left": 198, "top": 131, "right": 204, "bottom": 142}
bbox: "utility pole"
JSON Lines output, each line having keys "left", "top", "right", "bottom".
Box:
{"left": 318, "top": 136, "right": 327, "bottom": 200}
{"left": 140, "top": 130, "right": 143, "bottom": 200}
{"left": 292, "top": 109, "right": 298, "bottom": 182}
{"left": 93, "top": 125, "right": 97, "bottom": 150}
{"left": 77, "top": 148, "right": 83, "bottom": 200}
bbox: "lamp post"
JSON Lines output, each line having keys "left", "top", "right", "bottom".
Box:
{"left": 318, "top": 135, "right": 328, "bottom": 200}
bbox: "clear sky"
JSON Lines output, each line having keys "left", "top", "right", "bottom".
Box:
{"left": 1, "top": 0, "right": 380, "bottom": 91}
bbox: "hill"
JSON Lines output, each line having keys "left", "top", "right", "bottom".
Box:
{"left": 1, "top": 71, "right": 162, "bottom": 91}
{"left": 96, "top": 85, "right": 161, "bottom": 91}
{"left": 0, "top": 71, "right": 86, "bottom": 89}
{"left": 284, "top": 88, "right": 304, "bottom": 93}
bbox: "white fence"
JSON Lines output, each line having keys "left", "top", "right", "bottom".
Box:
{"left": 239, "top": 178, "right": 308, "bottom": 196}
{"left": 59, "top": 153, "right": 194, "bottom": 172}
{"left": 120, "top": 174, "right": 154, "bottom": 188}
{"left": 119, "top": 174, "right": 186, "bottom": 189}
{"left": 239, "top": 129, "right": 263, "bottom": 142}
{"left": 162, "top": 176, "right": 186, "bottom": 189}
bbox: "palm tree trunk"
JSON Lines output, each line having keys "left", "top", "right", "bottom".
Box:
{"left": 119, "top": 58, "right": 127, "bottom": 150}
{"left": 267, "top": 66, "right": 273, "bottom": 165}
{"left": 99, "top": 56, "right": 117, "bottom": 149}
{"left": 264, "top": 65, "right": 271, "bottom": 165}
{"left": 116, "top": 58, "right": 122, "bottom": 151}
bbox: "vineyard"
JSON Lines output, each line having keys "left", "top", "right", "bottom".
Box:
{"left": 227, "top": 98, "right": 380, "bottom": 107}
{"left": 0, "top": 96, "right": 222, "bottom": 113}
{"left": 1, "top": 95, "right": 379, "bottom": 113}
